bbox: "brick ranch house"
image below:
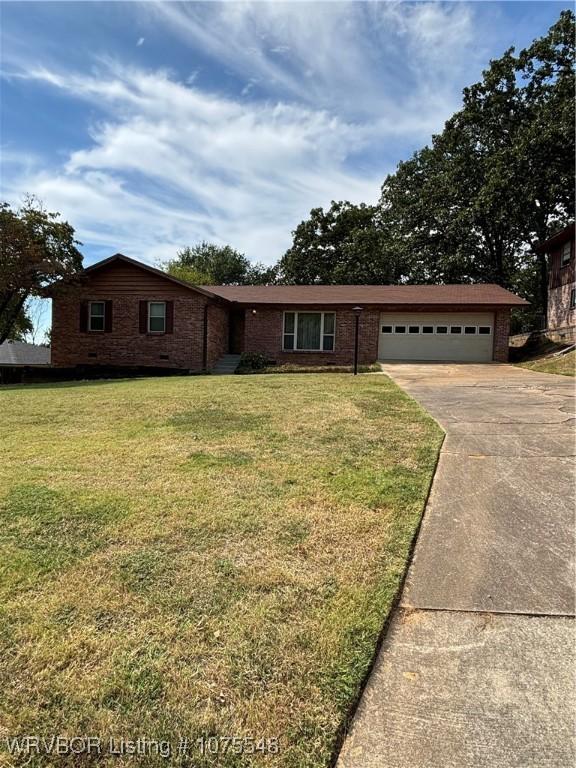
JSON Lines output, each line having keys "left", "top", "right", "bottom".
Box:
{"left": 536, "top": 222, "right": 575, "bottom": 342}
{"left": 51, "top": 254, "right": 528, "bottom": 371}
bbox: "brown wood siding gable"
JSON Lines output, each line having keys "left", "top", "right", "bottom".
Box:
{"left": 548, "top": 238, "right": 575, "bottom": 289}
{"left": 87, "top": 261, "right": 198, "bottom": 296}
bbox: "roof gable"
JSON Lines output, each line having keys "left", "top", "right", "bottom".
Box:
{"left": 535, "top": 223, "right": 575, "bottom": 254}
{"left": 84, "top": 254, "right": 220, "bottom": 299}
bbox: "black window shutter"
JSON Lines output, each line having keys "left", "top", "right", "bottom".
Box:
{"left": 104, "top": 300, "right": 113, "bottom": 332}
{"left": 165, "top": 301, "right": 174, "bottom": 334}
{"left": 139, "top": 301, "right": 148, "bottom": 333}
{"left": 79, "top": 301, "right": 88, "bottom": 332}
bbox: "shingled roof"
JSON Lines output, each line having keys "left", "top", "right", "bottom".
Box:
{"left": 0, "top": 342, "right": 51, "bottom": 366}
{"left": 203, "top": 283, "right": 529, "bottom": 306}
{"left": 77, "top": 254, "right": 528, "bottom": 307}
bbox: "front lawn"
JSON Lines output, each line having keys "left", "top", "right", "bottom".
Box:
{"left": 517, "top": 349, "right": 575, "bottom": 377}
{"left": 0, "top": 374, "right": 441, "bottom": 767}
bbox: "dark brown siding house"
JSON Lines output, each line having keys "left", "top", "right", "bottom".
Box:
{"left": 51, "top": 254, "right": 528, "bottom": 371}
{"left": 536, "top": 223, "right": 575, "bottom": 342}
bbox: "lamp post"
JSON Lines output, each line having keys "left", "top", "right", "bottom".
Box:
{"left": 352, "top": 306, "right": 363, "bottom": 375}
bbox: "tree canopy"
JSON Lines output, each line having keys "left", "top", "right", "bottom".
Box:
{"left": 164, "top": 241, "right": 276, "bottom": 286}
{"left": 278, "top": 10, "right": 574, "bottom": 330}
{"left": 277, "top": 202, "right": 401, "bottom": 284}
{"left": 380, "top": 10, "right": 574, "bottom": 319}
{"left": 0, "top": 198, "right": 83, "bottom": 345}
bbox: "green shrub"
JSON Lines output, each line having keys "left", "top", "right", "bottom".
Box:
{"left": 236, "top": 351, "right": 273, "bottom": 373}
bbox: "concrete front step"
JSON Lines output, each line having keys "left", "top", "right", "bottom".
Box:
{"left": 212, "top": 354, "right": 241, "bottom": 375}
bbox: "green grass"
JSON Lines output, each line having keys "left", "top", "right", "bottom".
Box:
{"left": 517, "top": 349, "right": 575, "bottom": 377}
{"left": 0, "top": 374, "right": 442, "bottom": 767}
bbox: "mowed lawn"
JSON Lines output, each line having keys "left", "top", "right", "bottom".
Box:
{"left": 0, "top": 374, "right": 442, "bottom": 767}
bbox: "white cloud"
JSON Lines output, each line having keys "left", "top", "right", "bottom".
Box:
{"left": 3, "top": 2, "right": 491, "bottom": 267}
{"left": 146, "top": 0, "right": 483, "bottom": 122}
{"left": 136, "top": 37, "right": 145, "bottom": 47}
{"left": 5, "top": 64, "right": 382, "bottom": 265}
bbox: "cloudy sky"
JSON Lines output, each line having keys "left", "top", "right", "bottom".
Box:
{"left": 1, "top": 1, "right": 569, "bottom": 271}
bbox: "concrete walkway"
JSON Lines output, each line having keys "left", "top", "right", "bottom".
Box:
{"left": 338, "top": 363, "right": 575, "bottom": 768}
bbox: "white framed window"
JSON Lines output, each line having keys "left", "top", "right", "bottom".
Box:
{"left": 561, "top": 242, "right": 572, "bottom": 267}
{"left": 283, "top": 312, "right": 335, "bottom": 351}
{"left": 450, "top": 326, "right": 462, "bottom": 334}
{"left": 381, "top": 325, "right": 393, "bottom": 334}
{"left": 464, "top": 326, "right": 477, "bottom": 335}
{"left": 148, "top": 301, "right": 166, "bottom": 333}
{"left": 88, "top": 301, "right": 105, "bottom": 332}
{"left": 394, "top": 325, "right": 406, "bottom": 334}
{"left": 408, "top": 325, "right": 420, "bottom": 334}
{"left": 478, "top": 326, "right": 491, "bottom": 335}
{"left": 422, "top": 326, "right": 434, "bottom": 334}
{"left": 436, "top": 326, "right": 448, "bottom": 334}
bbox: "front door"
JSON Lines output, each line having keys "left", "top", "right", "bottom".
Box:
{"left": 228, "top": 310, "right": 245, "bottom": 354}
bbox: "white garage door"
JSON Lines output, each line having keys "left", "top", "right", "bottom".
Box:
{"left": 378, "top": 312, "right": 494, "bottom": 362}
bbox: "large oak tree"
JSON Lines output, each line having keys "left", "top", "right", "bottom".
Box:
{"left": 279, "top": 11, "right": 574, "bottom": 331}
{"left": 380, "top": 10, "right": 574, "bottom": 323}
{"left": 278, "top": 201, "right": 400, "bottom": 284}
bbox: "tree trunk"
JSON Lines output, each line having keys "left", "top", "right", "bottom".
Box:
{"left": 0, "top": 291, "right": 15, "bottom": 319}
{"left": 0, "top": 291, "right": 29, "bottom": 345}
{"left": 535, "top": 248, "right": 548, "bottom": 322}
{"left": 528, "top": 216, "right": 550, "bottom": 324}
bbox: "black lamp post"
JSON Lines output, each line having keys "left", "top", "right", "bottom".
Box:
{"left": 352, "top": 306, "right": 363, "bottom": 375}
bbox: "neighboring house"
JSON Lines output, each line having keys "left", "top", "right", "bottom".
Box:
{"left": 50, "top": 254, "right": 528, "bottom": 371}
{"left": 0, "top": 341, "right": 51, "bottom": 383}
{"left": 0, "top": 341, "right": 51, "bottom": 366}
{"left": 536, "top": 223, "right": 575, "bottom": 340}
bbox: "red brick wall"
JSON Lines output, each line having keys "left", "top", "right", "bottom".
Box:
{"left": 548, "top": 283, "right": 576, "bottom": 331}
{"left": 51, "top": 261, "right": 221, "bottom": 370}
{"left": 243, "top": 306, "right": 380, "bottom": 366}
{"left": 493, "top": 309, "right": 511, "bottom": 362}
{"left": 242, "top": 304, "right": 512, "bottom": 364}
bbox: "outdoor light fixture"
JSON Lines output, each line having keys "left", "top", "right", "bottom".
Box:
{"left": 251, "top": 309, "right": 257, "bottom": 315}
{"left": 352, "top": 306, "right": 363, "bottom": 375}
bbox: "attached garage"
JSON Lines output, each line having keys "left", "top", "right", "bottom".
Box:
{"left": 378, "top": 312, "right": 494, "bottom": 362}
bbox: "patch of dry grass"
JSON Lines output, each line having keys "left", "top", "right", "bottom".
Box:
{"left": 517, "top": 349, "right": 575, "bottom": 377}
{"left": 240, "top": 364, "right": 383, "bottom": 375}
{"left": 0, "top": 374, "right": 442, "bottom": 767}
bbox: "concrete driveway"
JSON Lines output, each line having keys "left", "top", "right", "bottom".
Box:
{"left": 338, "top": 363, "right": 575, "bottom": 768}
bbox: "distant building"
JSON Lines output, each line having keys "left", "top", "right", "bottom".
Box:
{"left": 0, "top": 341, "right": 51, "bottom": 383}
{"left": 537, "top": 223, "right": 575, "bottom": 341}
{"left": 0, "top": 341, "right": 51, "bottom": 366}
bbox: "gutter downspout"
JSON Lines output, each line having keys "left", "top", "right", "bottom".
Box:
{"left": 202, "top": 304, "right": 209, "bottom": 372}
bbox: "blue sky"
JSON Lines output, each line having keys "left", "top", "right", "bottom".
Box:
{"left": 1, "top": 1, "right": 571, "bottom": 274}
